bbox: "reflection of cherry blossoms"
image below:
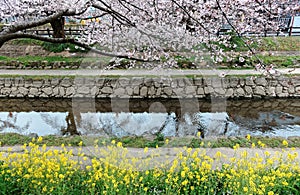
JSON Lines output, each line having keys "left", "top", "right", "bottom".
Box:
{"left": 0, "top": 112, "right": 67, "bottom": 136}
{"left": 0, "top": 112, "right": 30, "bottom": 133}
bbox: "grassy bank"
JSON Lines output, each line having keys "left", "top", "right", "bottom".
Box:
{"left": 1, "top": 133, "right": 300, "bottom": 148}
{"left": 0, "top": 36, "right": 299, "bottom": 70}
{"left": 8, "top": 36, "right": 300, "bottom": 52}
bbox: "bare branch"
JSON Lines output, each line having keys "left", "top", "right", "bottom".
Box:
{"left": 171, "top": 0, "right": 212, "bottom": 34}
{"left": 1, "top": 11, "right": 66, "bottom": 35}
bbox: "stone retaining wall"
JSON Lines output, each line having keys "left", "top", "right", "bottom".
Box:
{"left": 0, "top": 76, "right": 300, "bottom": 99}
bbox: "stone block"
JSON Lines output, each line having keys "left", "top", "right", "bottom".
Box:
{"left": 131, "top": 77, "right": 144, "bottom": 86}
{"left": 32, "top": 80, "right": 43, "bottom": 88}
{"left": 126, "top": 87, "right": 134, "bottom": 96}
{"left": 230, "top": 78, "right": 239, "bottom": 87}
{"left": 19, "top": 87, "right": 29, "bottom": 95}
{"left": 197, "top": 87, "right": 205, "bottom": 95}
{"left": 275, "top": 86, "right": 283, "bottom": 95}
{"left": 140, "top": 86, "right": 148, "bottom": 97}
{"left": 255, "top": 77, "right": 267, "bottom": 86}
{"left": 288, "top": 86, "right": 295, "bottom": 94}
{"left": 59, "top": 87, "right": 65, "bottom": 97}
{"left": 214, "top": 88, "right": 226, "bottom": 95}
{"left": 42, "top": 87, "right": 53, "bottom": 96}
{"left": 101, "top": 87, "right": 113, "bottom": 94}
{"left": 77, "top": 86, "right": 90, "bottom": 94}
{"left": 144, "top": 78, "right": 153, "bottom": 87}
{"left": 173, "top": 88, "right": 184, "bottom": 96}
{"left": 95, "top": 78, "right": 105, "bottom": 87}
{"left": 91, "top": 86, "right": 99, "bottom": 96}
{"left": 244, "top": 86, "right": 253, "bottom": 95}
{"left": 61, "top": 78, "right": 73, "bottom": 87}
{"left": 148, "top": 86, "right": 156, "bottom": 96}
{"left": 186, "top": 86, "right": 196, "bottom": 95}
{"left": 204, "top": 86, "right": 214, "bottom": 94}
{"left": 118, "top": 78, "right": 130, "bottom": 87}
{"left": 266, "top": 87, "right": 276, "bottom": 97}
{"left": 156, "top": 88, "right": 162, "bottom": 96}
{"left": 51, "top": 78, "right": 60, "bottom": 86}
{"left": 163, "top": 87, "right": 173, "bottom": 96}
{"left": 194, "top": 78, "right": 203, "bottom": 86}
{"left": 245, "top": 77, "right": 255, "bottom": 86}
{"left": 254, "top": 86, "right": 266, "bottom": 96}
{"left": 29, "top": 88, "right": 39, "bottom": 96}
{"left": 114, "top": 88, "right": 126, "bottom": 96}
{"left": 236, "top": 88, "right": 245, "bottom": 96}
{"left": 211, "top": 77, "right": 222, "bottom": 88}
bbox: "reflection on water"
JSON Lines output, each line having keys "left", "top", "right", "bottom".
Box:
{"left": 1, "top": 98, "right": 300, "bottom": 138}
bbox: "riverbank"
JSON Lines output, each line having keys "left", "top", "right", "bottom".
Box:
{"left": 1, "top": 133, "right": 300, "bottom": 148}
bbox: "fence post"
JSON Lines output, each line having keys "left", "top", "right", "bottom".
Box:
{"left": 47, "top": 28, "right": 50, "bottom": 37}
{"left": 289, "top": 16, "right": 295, "bottom": 36}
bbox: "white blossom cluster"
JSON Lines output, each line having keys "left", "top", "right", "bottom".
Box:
{"left": 0, "top": 0, "right": 299, "bottom": 67}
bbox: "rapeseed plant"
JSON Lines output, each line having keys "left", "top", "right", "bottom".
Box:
{"left": 0, "top": 137, "right": 299, "bottom": 194}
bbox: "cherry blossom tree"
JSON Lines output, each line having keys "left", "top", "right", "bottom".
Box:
{"left": 0, "top": 0, "right": 299, "bottom": 67}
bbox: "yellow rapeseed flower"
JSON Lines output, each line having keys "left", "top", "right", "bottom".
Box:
{"left": 117, "top": 142, "right": 122, "bottom": 148}
{"left": 282, "top": 140, "right": 288, "bottom": 147}
{"left": 233, "top": 144, "right": 240, "bottom": 150}
{"left": 37, "top": 136, "right": 43, "bottom": 143}
{"left": 197, "top": 131, "right": 201, "bottom": 138}
{"left": 165, "top": 139, "right": 169, "bottom": 145}
{"left": 246, "top": 134, "right": 251, "bottom": 140}
{"left": 144, "top": 147, "right": 148, "bottom": 153}
{"left": 181, "top": 170, "right": 186, "bottom": 178}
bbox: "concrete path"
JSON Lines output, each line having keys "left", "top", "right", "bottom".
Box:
{"left": 0, "top": 68, "right": 300, "bottom": 76}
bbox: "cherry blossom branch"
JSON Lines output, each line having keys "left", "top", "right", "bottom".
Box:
{"left": 254, "top": 0, "right": 279, "bottom": 16}
{"left": 0, "top": 11, "right": 65, "bottom": 35}
{"left": 215, "top": 0, "right": 266, "bottom": 68}
{"left": 0, "top": 10, "right": 80, "bottom": 35}
{"left": 170, "top": 0, "right": 212, "bottom": 34}
{"left": 92, "top": 2, "right": 136, "bottom": 27}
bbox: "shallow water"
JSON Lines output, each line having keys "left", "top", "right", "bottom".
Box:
{"left": 0, "top": 98, "right": 300, "bottom": 138}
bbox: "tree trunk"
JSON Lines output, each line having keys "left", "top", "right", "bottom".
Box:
{"left": 50, "top": 17, "right": 65, "bottom": 38}
{"left": 63, "top": 112, "right": 80, "bottom": 135}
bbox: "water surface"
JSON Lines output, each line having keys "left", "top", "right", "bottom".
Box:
{"left": 1, "top": 98, "right": 300, "bottom": 138}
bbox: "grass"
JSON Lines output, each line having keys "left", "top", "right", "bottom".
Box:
{"left": 0, "top": 55, "right": 113, "bottom": 68}
{"left": 258, "top": 55, "right": 300, "bottom": 67}
{"left": 0, "top": 55, "right": 82, "bottom": 66}
{"left": 1, "top": 133, "right": 300, "bottom": 149}
{"left": 220, "top": 55, "right": 300, "bottom": 69}
{"left": 258, "top": 36, "right": 300, "bottom": 51}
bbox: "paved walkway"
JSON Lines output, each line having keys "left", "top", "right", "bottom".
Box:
{"left": 0, "top": 68, "right": 300, "bottom": 76}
